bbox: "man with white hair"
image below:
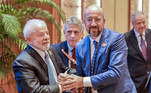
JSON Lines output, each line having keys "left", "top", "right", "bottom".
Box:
{"left": 13, "top": 19, "right": 75, "bottom": 93}
{"left": 51, "top": 16, "right": 84, "bottom": 93}
{"left": 124, "top": 11, "right": 151, "bottom": 93}
{"left": 51, "top": 16, "right": 83, "bottom": 69}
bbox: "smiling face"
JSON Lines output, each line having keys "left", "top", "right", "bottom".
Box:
{"left": 26, "top": 25, "right": 50, "bottom": 52}
{"left": 84, "top": 6, "right": 105, "bottom": 39}
{"left": 64, "top": 24, "right": 83, "bottom": 48}
{"left": 132, "top": 14, "right": 146, "bottom": 34}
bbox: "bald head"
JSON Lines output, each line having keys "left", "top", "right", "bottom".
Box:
{"left": 83, "top": 5, "right": 105, "bottom": 39}
{"left": 84, "top": 5, "right": 104, "bottom": 19}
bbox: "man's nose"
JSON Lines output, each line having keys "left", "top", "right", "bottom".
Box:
{"left": 140, "top": 23, "right": 145, "bottom": 27}
{"left": 91, "top": 20, "right": 97, "bottom": 27}
{"left": 71, "top": 32, "right": 75, "bottom": 37}
{"left": 44, "top": 33, "right": 50, "bottom": 39}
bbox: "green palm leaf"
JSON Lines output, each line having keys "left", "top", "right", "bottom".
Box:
{"left": 2, "top": 14, "right": 21, "bottom": 38}
{"left": 14, "top": 0, "right": 66, "bottom": 22}
{"left": 0, "top": 0, "right": 66, "bottom": 92}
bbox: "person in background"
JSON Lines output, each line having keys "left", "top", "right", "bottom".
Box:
{"left": 51, "top": 16, "right": 84, "bottom": 93}
{"left": 51, "top": 16, "right": 83, "bottom": 69}
{"left": 124, "top": 11, "right": 151, "bottom": 93}
{"left": 58, "top": 5, "right": 137, "bottom": 93}
{"left": 13, "top": 19, "right": 75, "bottom": 93}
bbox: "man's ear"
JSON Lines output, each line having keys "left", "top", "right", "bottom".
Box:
{"left": 81, "top": 31, "right": 84, "bottom": 39}
{"left": 63, "top": 30, "right": 66, "bottom": 34}
{"left": 104, "top": 18, "right": 106, "bottom": 24}
{"left": 132, "top": 21, "right": 135, "bottom": 26}
{"left": 26, "top": 37, "right": 31, "bottom": 44}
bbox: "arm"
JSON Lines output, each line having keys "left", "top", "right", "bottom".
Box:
{"left": 58, "top": 34, "right": 128, "bottom": 90}
{"left": 13, "top": 58, "right": 60, "bottom": 93}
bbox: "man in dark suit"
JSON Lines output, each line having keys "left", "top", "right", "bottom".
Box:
{"left": 124, "top": 11, "right": 151, "bottom": 93}
{"left": 13, "top": 19, "right": 75, "bottom": 93}
{"left": 58, "top": 5, "right": 137, "bottom": 93}
{"left": 51, "top": 16, "right": 83, "bottom": 93}
{"left": 51, "top": 16, "right": 83, "bottom": 68}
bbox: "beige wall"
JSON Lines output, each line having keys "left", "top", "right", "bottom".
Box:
{"left": 102, "top": 0, "right": 129, "bottom": 34}
{"left": 61, "top": 0, "right": 129, "bottom": 41}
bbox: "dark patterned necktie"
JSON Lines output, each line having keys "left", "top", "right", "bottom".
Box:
{"left": 45, "top": 51, "right": 57, "bottom": 85}
{"left": 71, "top": 48, "right": 76, "bottom": 69}
{"left": 71, "top": 48, "right": 78, "bottom": 93}
{"left": 91, "top": 40, "right": 98, "bottom": 75}
{"left": 140, "top": 35, "right": 147, "bottom": 60}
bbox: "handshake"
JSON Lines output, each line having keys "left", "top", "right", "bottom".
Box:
{"left": 58, "top": 73, "right": 84, "bottom": 92}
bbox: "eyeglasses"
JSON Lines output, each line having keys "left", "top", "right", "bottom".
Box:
{"left": 86, "top": 17, "right": 103, "bottom": 24}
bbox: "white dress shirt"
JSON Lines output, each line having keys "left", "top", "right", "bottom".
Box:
{"left": 133, "top": 29, "right": 147, "bottom": 51}
{"left": 83, "top": 33, "right": 102, "bottom": 93}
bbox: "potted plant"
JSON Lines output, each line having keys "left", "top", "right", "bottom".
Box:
{"left": 0, "top": 0, "right": 65, "bottom": 92}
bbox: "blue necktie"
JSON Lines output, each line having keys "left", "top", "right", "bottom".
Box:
{"left": 140, "top": 35, "right": 147, "bottom": 60}
{"left": 45, "top": 51, "right": 57, "bottom": 85}
{"left": 91, "top": 40, "right": 98, "bottom": 75}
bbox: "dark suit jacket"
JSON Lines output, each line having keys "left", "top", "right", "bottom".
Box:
{"left": 13, "top": 44, "right": 71, "bottom": 93}
{"left": 76, "top": 28, "right": 136, "bottom": 93}
{"left": 51, "top": 41, "right": 69, "bottom": 67}
{"left": 124, "top": 29, "right": 151, "bottom": 93}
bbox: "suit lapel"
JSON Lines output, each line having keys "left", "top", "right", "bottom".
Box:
{"left": 94, "top": 29, "right": 109, "bottom": 74}
{"left": 63, "top": 41, "right": 68, "bottom": 53}
{"left": 131, "top": 30, "right": 144, "bottom": 56}
{"left": 129, "top": 30, "right": 147, "bottom": 62}
{"left": 131, "top": 30, "right": 141, "bottom": 52}
{"left": 26, "top": 45, "right": 48, "bottom": 72}
{"left": 84, "top": 36, "right": 91, "bottom": 76}
{"left": 47, "top": 48, "right": 60, "bottom": 75}
{"left": 145, "top": 29, "right": 151, "bottom": 61}
{"left": 62, "top": 41, "right": 69, "bottom": 66}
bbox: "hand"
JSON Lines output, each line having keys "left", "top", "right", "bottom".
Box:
{"left": 71, "top": 88, "right": 78, "bottom": 93}
{"left": 59, "top": 74, "right": 84, "bottom": 91}
{"left": 58, "top": 73, "right": 74, "bottom": 91}
{"left": 58, "top": 73, "right": 73, "bottom": 83}
{"left": 78, "top": 87, "right": 85, "bottom": 93}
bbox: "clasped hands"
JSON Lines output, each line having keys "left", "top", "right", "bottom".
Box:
{"left": 58, "top": 73, "right": 84, "bottom": 91}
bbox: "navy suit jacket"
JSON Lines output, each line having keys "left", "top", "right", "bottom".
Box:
{"left": 76, "top": 28, "right": 137, "bottom": 93}
{"left": 13, "top": 45, "right": 72, "bottom": 93}
{"left": 51, "top": 41, "right": 69, "bottom": 67}
{"left": 124, "top": 29, "right": 151, "bottom": 93}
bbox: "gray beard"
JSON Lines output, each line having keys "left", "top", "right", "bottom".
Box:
{"left": 89, "top": 30, "right": 101, "bottom": 38}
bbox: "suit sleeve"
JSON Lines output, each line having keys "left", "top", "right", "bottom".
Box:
{"left": 76, "top": 41, "right": 86, "bottom": 77}
{"left": 13, "top": 48, "right": 59, "bottom": 93}
{"left": 13, "top": 56, "right": 60, "bottom": 93}
{"left": 76, "top": 34, "right": 129, "bottom": 90}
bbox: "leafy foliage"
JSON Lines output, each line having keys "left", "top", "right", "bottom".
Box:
{"left": 0, "top": 0, "right": 65, "bottom": 92}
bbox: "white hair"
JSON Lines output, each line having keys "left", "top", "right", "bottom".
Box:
{"left": 64, "top": 16, "right": 83, "bottom": 32}
{"left": 23, "top": 19, "right": 47, "bottom": 40}
{"left": 131, "top": 11, "right": 146, "bottom": 22}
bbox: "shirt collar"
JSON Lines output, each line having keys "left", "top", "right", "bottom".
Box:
{"left": 89, "top": 32, "right": 102, "bottom": 43}
{"left": 29, "top": 44, "right": 46, "bottom": 59}
{"left": 67, "top": 42, "right": 74, "bottom": 52}
{"left": 134, "top": 29, "right": 146, "bottom": 37}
